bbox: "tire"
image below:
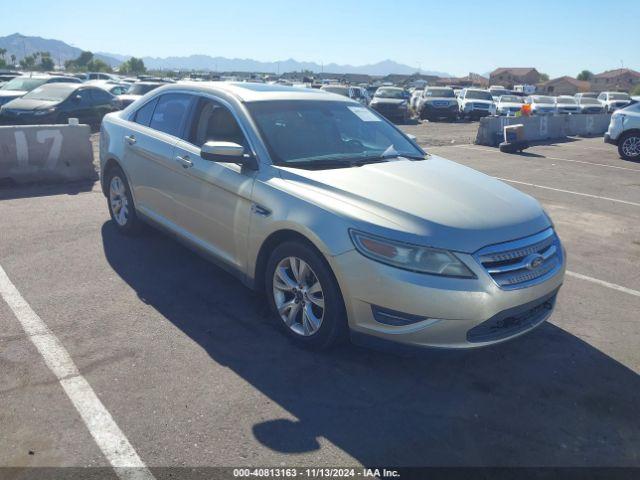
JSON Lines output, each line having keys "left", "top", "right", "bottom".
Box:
{"left": 265, "top": 241, "right": 348, "bottom": 350}
{"left": 105, "top": 165, "right": 142, "bottom": 235}
{"left": 617, "top": 132, "right": 640, "bottom": 161}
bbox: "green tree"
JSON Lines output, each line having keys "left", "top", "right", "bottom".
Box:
{"left": 39, "top": 52, "right": 55, "bottom": 71}
{"left": 577, "top": 70, "right": 594, "bottom": 81}
{"left": 632, "top": 84, "right": 640, "bottom": 96}
{"left": 539, "top": 72, "right": 550, "bottom": 82}
{"left": 0, "top": 48, "right": 6, "bottom": 67}
{"left": 119, "top": 57, "right": 146, "bottom": 75}
{"left": 10, "top": 54, "right": 16, "bottom": 66}
{"left": 65, "top": 51, "right": 96, "bottom": 71}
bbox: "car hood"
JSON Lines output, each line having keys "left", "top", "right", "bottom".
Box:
{"left": 499, "top": 102, "right": 523, "bottom": 108}
{"left": 424, "top": 97, "right": 456, "bottom": 103}
{"left": 116, "top": 94, "right": 141, "bottom": 102}
{"left": 276, "top": 155, "right": 549, "bottom": 253}
{"left": 463, "top": 99, "right": 493, "bottom": 107}
{"left": 0, "top": 90, "right": 26, "bottom": 99}
{"left": 2, "top": 98, "right": 58, "bottom": 111}
{"left": 371, "top": 98, "right": 405, "bottom": 105}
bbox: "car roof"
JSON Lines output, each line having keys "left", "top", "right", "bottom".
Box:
{"left": 31, "top": 82, "right": 83, "bottom": 92}
{"left": 160, "top": 81, "right": 359, "bottom": 103}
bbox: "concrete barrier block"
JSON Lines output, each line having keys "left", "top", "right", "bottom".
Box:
{"left": 475, "top": 114, "right": 611, "bottom": 146}
{"left": 0, "top": 124, "right": 97, "bottom": 185}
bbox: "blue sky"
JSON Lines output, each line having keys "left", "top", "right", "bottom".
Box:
{"left": 2, "top": 0, "right": 638, "bottom": 77}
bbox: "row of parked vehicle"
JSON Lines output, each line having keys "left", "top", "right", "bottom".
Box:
{"left": 0, "top": 72, "right": 173, "bottom": 129}
{"left": 408, "top": 86, "right": 633, "bottom": 122}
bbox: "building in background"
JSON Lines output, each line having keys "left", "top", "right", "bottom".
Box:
{"left": 590, "top": 68, "right": 640, "bottom": 92}
{"left": 490, "top": 68, "right": 541, "bottom": 89}
{"left": 539, "top": 76, "right": 591, "bottom": 95}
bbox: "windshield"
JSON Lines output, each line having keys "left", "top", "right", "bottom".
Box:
{"left": 500, "top": 95, "right": 522, "bottom": 103}
{"left": 322, "top": 86, "right": 350, "bottom": 97}
{"left": 128, "top": 83, "right": 161, "bottom": 95}
{"left": 375, "top": 88, "right": 405, "bottom": 99}
{"left": 465, "top": 90, "right": 493, "bottom": 101}
{"left": 426, "top": 88, "right": 455, "bottom": 98}
{"left": 557, "top": 97, "right": 577, "bottom": 105}
{"left": 533, "top": 96, "right": 555, "bottom": 104}
{"left": 580, "top": 98, "right": 600, "bottom": 105}
{"left": 1, "top": 77, "right": 47, "bottom": 92}
{"left": 610, "top": 93, "right": 630, "bottom": 100}
{"left": 22, "top": 85, "right": 76, "bottom": 101}
{"left": 246, "top": 100, "right": 423, "bottom": 167}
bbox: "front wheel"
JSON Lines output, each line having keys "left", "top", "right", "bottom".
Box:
{"left": 105, "top": 166, "right": 142, "bottom": 234}
{"left": 618, "top": 132, "right": 640, "bottom": 161}
{"left": 265, "top": 241, "right": 347, "bottom": 350}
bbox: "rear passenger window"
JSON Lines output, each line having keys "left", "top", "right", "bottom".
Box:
{"left": 133, "top": 98, "right": 159, "bottom": 127}
{"left": 149, "top": 94, "right": 193, "bottom": 137}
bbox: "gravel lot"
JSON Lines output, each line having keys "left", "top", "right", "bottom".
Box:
{"left": 2, "top": 126, "right": 639, "bottom": 478}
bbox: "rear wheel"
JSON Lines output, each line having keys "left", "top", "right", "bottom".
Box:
{"left": 618, "top": 132, "right": 640, "bottom": 161}
{"left": 265, "top": 241, "right": 347, "bottom": 350}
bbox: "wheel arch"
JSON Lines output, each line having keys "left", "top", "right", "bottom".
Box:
{"left": 253, "top": 229, "right": 335, "bottom": 293}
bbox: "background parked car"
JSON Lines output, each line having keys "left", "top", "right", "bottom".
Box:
{"left": 554, "top": 96, "right": 580, "bottom": 114}
{"left": 111, "top": 81, "right": 163, "bottom": 109}
{"left": 74, "top": 72, "right": 122, "bottom": 82}
{"left": 0, "top": 74, "right": 82, "bottom": 107}
{"left": 525, "top": 95, "right": 557, "bottom": 115}
{"left": 489, "top": 86, "right": 511, "bottom": 101}
{"left": 86, "top": 79, "right": 131, "bottom": 96}
{"left": 574, "top": 92, "right": 598, "bottom": 101}
{"left": 369, "top": 86, "right": 410, "bottom": 123}
{"left": 604, "top": 102, "right": 640, "bottom": 161}
{"left": 0, "top": 82, "right": 115, "bottom": 130}
{"left": 577, "top": 97, "right": 605, "bottom": 114}
{"left": 598, "top": 91, "right": 631, "bottom": 113}
{"left": 495, "top": 94, "right": 524, "bottom": 116}
{"left": 457, "top": 88, "right": 496, "bottom": 119}
{"left": 417, "top": 87, "right": 458, "bottom": 121}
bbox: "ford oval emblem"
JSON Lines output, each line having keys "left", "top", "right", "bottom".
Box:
{"left": 526, "top": 254, "right": 544, "bottom": 270}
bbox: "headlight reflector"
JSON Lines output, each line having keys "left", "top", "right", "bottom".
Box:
{"left": 349, "top": 230, "right": 475, "bottom": 278}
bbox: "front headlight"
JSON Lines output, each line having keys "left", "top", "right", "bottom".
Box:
{"left": 34, "top": 108, "right": 55, "bottom": 116}
{"left": 349, "top": 230, "right": 475, "bottom": 278}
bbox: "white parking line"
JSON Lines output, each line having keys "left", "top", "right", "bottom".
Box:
{"left": 496, "top": 178, "right": 640, "bottom": 207}
{"left": 447, "top": 144, "right": 640, "bottom": 173}
{"left": 567, "top": 271, "right": 640, "bottom": 298}
{"left": 0, "top": 264, "right": 155, "bottom": 480}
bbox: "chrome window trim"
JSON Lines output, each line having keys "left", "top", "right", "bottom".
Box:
{"left": 124, "top": 87, "right": 262, "bottom": 167}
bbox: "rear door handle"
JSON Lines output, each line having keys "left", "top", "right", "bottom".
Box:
{"left": 124, "top": 134, "right": 136, "bottom": 145}
{"left": 176, "top": 155, "right": 193, "bottom": 168}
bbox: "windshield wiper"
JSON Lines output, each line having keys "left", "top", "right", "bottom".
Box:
{"left": 274, "top": 159, "right": 356, "bottom": 170}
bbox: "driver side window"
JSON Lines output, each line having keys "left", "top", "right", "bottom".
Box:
{"left": 187, "top": 98, "right": 249, "bottom": 149}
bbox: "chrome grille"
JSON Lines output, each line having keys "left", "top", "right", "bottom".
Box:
{"left": 475, "top": 228, "right": 562, "bottom": 290}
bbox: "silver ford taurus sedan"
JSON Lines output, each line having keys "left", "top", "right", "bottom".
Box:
{"left": 99, "top": 82, "right": 565, "bottom": 350}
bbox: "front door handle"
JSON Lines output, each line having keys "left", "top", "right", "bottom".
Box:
{"left": 176, "top": 155, "right": 193, "bottom": 168}
{"left": 124, "top": 134, "right": 136, "bottom": 145}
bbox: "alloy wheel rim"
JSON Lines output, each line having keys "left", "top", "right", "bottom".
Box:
{"left": 622, "top": 137, "right": 640, "bottom": 158}
{"left": 272, "top": 256, "right": 325, "bottom": 336}
{"left": 109, "top": 176, "right": 129, "bottom": 226}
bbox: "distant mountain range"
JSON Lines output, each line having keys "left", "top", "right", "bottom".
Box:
{"left": 0, "top": 33, "right": 121, "bottom": 67}
{"left": 0, "top": 33, "right": 450, "bottom": 76}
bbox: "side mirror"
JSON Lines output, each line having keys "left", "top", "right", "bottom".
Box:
{"left": 72, "top": 94, "right": 82, "bottom": 103}
{"left": 201, "top": 141, "right": 258, "bottom": 170}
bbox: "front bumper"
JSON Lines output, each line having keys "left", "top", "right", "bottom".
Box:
{"left": 331, "top": 243, "right": 566, "bottom": 349}
{"left": 421, "top": 103, "right": 458, "bottom": 118}
{"left": 370, "top": 104, "right": 408, "bottom": 120}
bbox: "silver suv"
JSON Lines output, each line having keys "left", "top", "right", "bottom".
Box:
{"left": 100, "top": 82, "right": 565, "bottom": 350}
{"left": 605, "top": 102, "right": 640, "bottom": 160}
